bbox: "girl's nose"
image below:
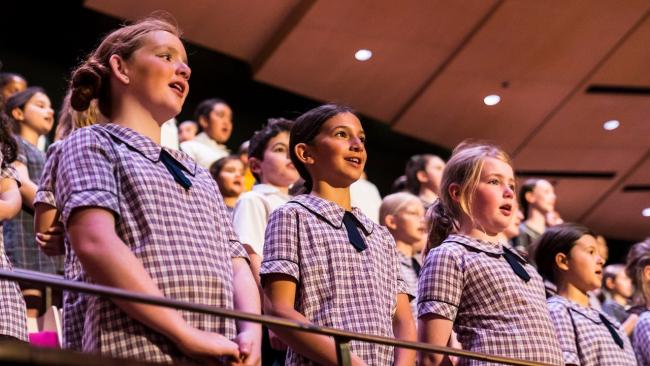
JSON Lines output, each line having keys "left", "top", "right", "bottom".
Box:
{"left": 178, "top": 63, "right": 191, "bottom": 80}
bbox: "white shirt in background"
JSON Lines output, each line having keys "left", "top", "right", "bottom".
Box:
{"left": 179, "top": 132, "right": 229, "bottom": 168}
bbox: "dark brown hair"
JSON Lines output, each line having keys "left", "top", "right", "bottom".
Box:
{"left": 289, "top": 104, "right": 354, "bottom": 193}
{"left": 626, "top": 239, "right": 650, "bottom": 307}
{"left": 249, "top": 118, "right": 294, "bottom": 182}
{"left": 532, "top": 223, "right": 594, "bottom": 284}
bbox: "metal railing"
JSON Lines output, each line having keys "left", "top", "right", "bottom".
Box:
{"left": 0, "top": 268, "right": 553, "bottom": 366}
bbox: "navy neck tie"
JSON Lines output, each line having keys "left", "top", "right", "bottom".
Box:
{"left": 502, "top": 247, "right": 530, "bottom": 282}
{"left": 412, "top": 258, "right": 421, "bottom": 277}
{"left": 342, "top": 211, "right": 366, "bottom": 252}
{"left": 599, "top": 313, "right": 625, "bottom": 349}
{"left": 160, "top": 149, "right": 192, "bottom": 190}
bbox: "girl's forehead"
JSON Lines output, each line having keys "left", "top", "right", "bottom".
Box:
{"left": 29, "top": 92, "right": 50, "bottom": 104}
{"left": 323, "top": 112, "right": 362, "bottom": 130}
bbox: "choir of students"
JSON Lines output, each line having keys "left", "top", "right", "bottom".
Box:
{"left": 0, "top": 14, "right": 648, "bottom": 366}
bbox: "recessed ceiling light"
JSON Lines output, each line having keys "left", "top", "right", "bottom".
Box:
{"left": 483, "top": 94, "right": 501, "bottom": 106}
{"left": 354, "top": 49, "right": 372, "bottom": 61}
{"left": 603, "top": 120, "right": 620, "bottom": 131}
{"left": 643, "top": 207, "right": 650, "bottom": 217}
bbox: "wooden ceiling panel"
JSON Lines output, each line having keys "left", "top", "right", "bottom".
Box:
{"left": 514, "top": 147, "right": 646, "bottom": 173}
{"left": 85, "top": 0, "right": 301, "bottom": 61}
{"left": 584, "top": 191, "right": 650, "bottom": 240}
{"left": 255, "top": 0, "right": 497, "bottom": 121}
{"left": 522, "top": 94, "right": 650, "bottom": 150}
{"left": 393, "top": 0, "right": 650, "bottom": 152}
{"left": 533, "top": 179, "right": 614, "bottom": 222}
{"left": 591, "top": 17, "right": 650, "bottom": 86}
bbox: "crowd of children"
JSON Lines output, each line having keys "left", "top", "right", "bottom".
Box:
{"left": 0, "top": 14, "right": 649, "bottom": 366}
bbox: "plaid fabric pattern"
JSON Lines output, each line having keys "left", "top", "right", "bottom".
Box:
{"left": 34, "top": 141, "right": 86, "bottom": 350}
{"left": 633, "top": 311, "right": 650, "bottom": 365}
{"left": 418, "top": 234, "right": 563, "bottom": 365}
{"left": 547, "top": 296, "right": 636, "bottom": 366}
{"left": 4, "top": 136, "right": 60, "bottom": 273}
{"left": 398, "top": 251, "right": 420, "bottom": 318}
{"left": 55, "top": 124, "right": 248, "bottom": 364}
{"left": 260, "top": 194, "right": 411, "bottom": 366}
{"left": 0, "top": 162, "right": 28, "bottom": 341}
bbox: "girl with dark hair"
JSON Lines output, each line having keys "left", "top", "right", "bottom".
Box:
{"left": 0, "top": 72, "right": 27, "bottom": 109}
{"left": 209, "top": 155, "right": 245, "bottom": 216}
{"left": 515, "top": 178, "right": 557, "bottom": 256}
{"left": 404, "top": 154, "right": 445, "bottom": 208}
{"left": 0, "top": 98, "right": 27, "bottom": 342}
{"left": 3, "top": 87, "right": 58, "bottom": 281}
{"left": 418, "top": 142, "right": 562, "bottom": 366}
{"left": 55, "top": 15, "right": 260, "bottom": 364}
{"left": 626, "top": 239, "right": 650, "bottom": 365}
{"left": 533, "top": 223, "right": 636, "bottom": 366}
{"left": 261, "top": 104, "right": 416, "bottom": 365}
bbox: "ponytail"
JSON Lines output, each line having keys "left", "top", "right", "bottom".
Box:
{"left": 425, "top": 200, "right": 456, "bottom": 255}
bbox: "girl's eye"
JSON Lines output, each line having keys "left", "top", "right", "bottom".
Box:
{"left": 488, "top": 179, "right": 499, "bottom": 185}
{"left": 159, "top": 54, "right": 172, "bottom": 61}
{"left": 359, "top": 136, "right": 367, "bottom": 144}
{"left": 509, "top": 184, "right": 515, "bottom": 191}
{"left": 335, "top": 130, "right": 347, "bottom": 138}
{"left": 274, "top": 146, "right": 287, "bottom": 153}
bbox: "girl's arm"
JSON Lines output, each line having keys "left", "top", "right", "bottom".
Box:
{"left": 12, "top": 161, "right": 37, "bottom": 211}
{"left": 231, "top": 257, "right": 262, "bottom": 366}
{"left": 0, "top": 177, "right": 22, "bottom": 220}
{"left": 263, "top": 274, "right": 367, "bottom": 366}
{"left": 418, "top": 314, "right": 454, "bottom": 366}
{"left": 34, "top": 203, "right": 64, "bottom": 256}
{"left": 67, "top": 207, "right": 241, "bottom": 361}
{"left": 392, "top": 293, "right": 417, "bottom": 366}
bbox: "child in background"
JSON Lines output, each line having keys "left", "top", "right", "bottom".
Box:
{"left": 601, "top": 264, "right": 637, "bottom": 336}
{"left": 625, "top": 238, "right": 650, "bottom": 365}
{"left": 209, "top": 155, "right": 245, "bottom": 217}
{"left": 0, "top": 101, "right": 28, "bottom": 342}
{"left": 534, "top": 223, "right": 636, "bottom": 366}
{"left": 405, "top": 154, "right": 445, "bottom": 208}
{"left": 0, "top": 72, "right": 27, "bottom": 109}
{"left": 380, "top": 192, "right": 426, "bottom": 318}
{"left": 262, "top": 104, "right": 416, "bottom": 366}
{"left": 516, "top": 178, "right": 557, "bottom": 256}
{"left": 418, "top": 142, "right": 562, "bottom": 366}
{"left": 232, "top": 118, "right": 298, "bottom": 284}
{"left": 177, "top": 120, "right": 198, "bottom": 143}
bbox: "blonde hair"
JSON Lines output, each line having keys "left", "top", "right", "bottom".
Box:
{"left": 55, "top": 90, "right": 103, "bottom": 141}
{"left": 426, "top": 141, "right": 512, "bottom": 253}
{"left": 379, "top": 192, "right": 421, "bottom": 227}
{"left": 626, "top": 238, "right": 650, "bottom": 307}
{"left": 69, "top": 13, "right": 180, "bottom": 117}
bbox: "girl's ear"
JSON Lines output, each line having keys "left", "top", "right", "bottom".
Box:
{"left": 524, "top": 190, "right": 536, "bottom": 204}
{"left": 555, "top": 252, "right": 569, "bottom": 272}
{"left": 10, "top": 107, "right": 24, "bottom": 122}
{"left": 416, "top": 170, "right": 429, "bottom": 184}
{"left": 108, "top": 54, "right": 130, "bottom": 85}
{"left": 294, "top": 143, "right": 314, "bottom": 166}
{"left": 383, "top": 214, "right": 397, "bottom": 231}
{"left": 448, "top": 183, "right": 461, "bottom": 203}
{"left": 249, "top": 157, "right": 262, "bottom": 177}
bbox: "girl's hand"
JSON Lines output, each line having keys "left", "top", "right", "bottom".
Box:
{"left": 36, "top": 223, "right": 65, "bottom": 256}
{"left": 232, "top": 330, "right": 261, "bottom": 366}
{"left": 174, "top": 326, "right": 240, "bottom": 363}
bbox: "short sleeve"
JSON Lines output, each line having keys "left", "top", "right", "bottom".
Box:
{"left": 260, "top": 206, "right": 300, "bottom": 283}
{"left": 547, "top": 301, "right": 580, "bottom": 365}
{"left": 55, "top": 128, "right": 120, "bottom": 226}
{"left": 34, "top": 142, "right": 61, "bottom": 208}
{"left": 1, "top": 164, "right": 21, "bottom": 186}
{"left": 232, "top": 192, "right": 268, "bottom": 256}
{"left": 634, "top": 316, "right": 650, "bottom": 365}
{"left": 417, "top": 246, "right": 464, "bottom": 321}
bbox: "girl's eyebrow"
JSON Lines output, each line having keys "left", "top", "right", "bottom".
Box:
{"left": 331, "top": 125, "right": 365, "bottom": 135}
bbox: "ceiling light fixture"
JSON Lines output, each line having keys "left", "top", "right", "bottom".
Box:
{"left": 643, "top": 208, "right": 650, "bottom": 217}
{"left": 483, "top": 94, "right": 501, "bottom": 106}
{"left": 354, "top": 49, "right": 372, "bottom": 61}
{"left": 603, "top": 120, "right": 620, "bottom": 131}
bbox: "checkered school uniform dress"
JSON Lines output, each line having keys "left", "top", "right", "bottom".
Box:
{"left": 34, "top": 141, "right": 87, "bottom": 350}
{"left": 547, "top": 296, "right": 636, "bottom": 365}
{"left": 54, "top": 124, "right": 248, "bottom": 364}
{"left": 0, "top": 162, "right": 28, "bottom": 341}
{"left": 260, "top": 194, "right": 412, "bottom": 366}
{"left": 418, "top": 234, "right": 563, "bottom": 366}
{"left": 398, "top": 251, "right": 420, "bottom": 318}
{"left": 4, "top": 136, "right": 61, "bottom": 273}
{"left": 633, "top": 311, "right": 650, "bottom": 365}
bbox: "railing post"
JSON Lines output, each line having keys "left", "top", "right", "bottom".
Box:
{"left": 334, "top": 337, "right": 352, "bottom": 366}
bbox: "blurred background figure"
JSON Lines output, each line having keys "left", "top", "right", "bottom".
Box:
{"left": 177, "top": 119, "right": 198, "bottom": 143}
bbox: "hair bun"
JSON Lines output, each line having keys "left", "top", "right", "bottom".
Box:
{"left": 70, "top": 63, "right": 102, "bottom": 111}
